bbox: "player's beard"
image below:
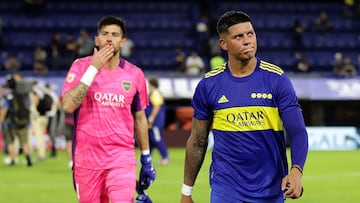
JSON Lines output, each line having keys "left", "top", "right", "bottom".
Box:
{"left": 113, "top": 49, "right": 119, "bottom": 56}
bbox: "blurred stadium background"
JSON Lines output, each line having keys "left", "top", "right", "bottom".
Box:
{"left": 0, "top": 0, "right": 360, "bottom": 202}
{"left": 0, "top": 0, "right": 359, "bottom": 131}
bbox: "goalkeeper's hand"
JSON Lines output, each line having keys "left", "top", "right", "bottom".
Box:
{"left": 139, "top": 154, "right": 156, "bottom": 189}
{"left": 136, "top": 193, "right": 153, "bottom": 203}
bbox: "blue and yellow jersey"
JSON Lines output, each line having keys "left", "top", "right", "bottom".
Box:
{"left": 145, "top": 89, "right": 166, "bottom": 128}
{"left": 192, "top": 58, "right": 300, "bottom": 201}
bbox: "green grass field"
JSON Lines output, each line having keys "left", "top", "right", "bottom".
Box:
{"left": 0, "top": 148, "right": 359, "bottom": 203}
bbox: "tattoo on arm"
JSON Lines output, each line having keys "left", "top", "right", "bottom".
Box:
{"left": 185, "top": 118, "right": 212, "bottom": 183}
{"left": 64, "top": 82, "right": 89, "bottom": 109}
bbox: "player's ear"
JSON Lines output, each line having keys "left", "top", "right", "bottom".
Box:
{"left": 120, "top": 37, "right": 126, "bottom": 48}
{"left": 219, "top": 38, "right": 228, "bottom": 51}
{"left": 94, "top": 36, "right": 100, "bottom": 47}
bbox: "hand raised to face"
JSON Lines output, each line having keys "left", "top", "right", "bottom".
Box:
{"left": 91, "top": 44, "right": 114, "bottom": 70}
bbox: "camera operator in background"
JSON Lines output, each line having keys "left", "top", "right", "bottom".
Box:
{"left": 0, "top": 72, "right": 32, "bottom": 166}
{"left": 0, "top": 84, "right": 8, "bottom": 154}
{"left": 45, "top": 83, "right": 59, "bottom": 158}
{"left": 30, "top": 81, "right": 50, "bottom": 161}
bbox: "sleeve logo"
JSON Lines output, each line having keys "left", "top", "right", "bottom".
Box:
{"left": 66, "top": 73, "right": 75, "bottom": 83}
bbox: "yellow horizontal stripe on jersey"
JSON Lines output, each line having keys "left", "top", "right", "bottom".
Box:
{"left": 212, "top": 106, "right": 283, "bottom": 132}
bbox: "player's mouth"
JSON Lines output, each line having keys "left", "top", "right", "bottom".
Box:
{"left": 241, "top": 47, "right": 254, "bottom": 53}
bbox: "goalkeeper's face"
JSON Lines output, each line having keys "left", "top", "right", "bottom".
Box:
{"left": 219, "top": 22, "right": 257, "bottom": 61}
{"left": 96, "top": 25, "right": 126, "bottom": 56}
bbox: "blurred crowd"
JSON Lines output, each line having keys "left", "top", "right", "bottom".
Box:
{"left": 0, "top": 1, "right": 359, "bottom": 78}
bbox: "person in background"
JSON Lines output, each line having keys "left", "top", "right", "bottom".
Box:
{"left": 209, "top": 53, "right": 225, "bottom": 70}
{"left": 294, "top": 53, "right": 311, "bottom": 73}
{"left": 33, "top": 46, "right": 48, "bottom": 75}
{"left": 333, "top": 52, "right": 344, "bottom": 77}
{"left": 48, "top": 31, "right": 65, "bottom": 70}
{"left": 63, "top": 33, "right": 77, "bottom": 67}
{"left": 185, "top": 51, "right": 206, "bottom": 76}
{"left": 121, "top": 37, "right": 134, "bottom": 60}
{"left": 63, "top": 109, "right": 74, "bottom": 169}
{"left": 340, "top": 55, "right": 357, "bottom": 77}
{"left": 61, "top": 16, "right": 155, "bottom": 202}
{"left": 181, "top": 11, "right": 308, "bottom": 203}
{"left": 292, "top": 18, "right": 305, "bottom": 53}
{"left": 313, "top": 10, "right": 333, "bottom": 37}
{"left": 0, "top": 73, "right": 32, "bottom": 166}
{"left": 0, "top": 84, "right": 8, "bottom": 154}
{"left": 76, "top": 29, "right": 95, "bottom": 57}
{"left": 3, "top": 54, "right": 21, "bottom": 73}
{"left": 145, "top": 76, "right": 169, "bottom": 165}
{"left": 45, "top": 84, "right": 59, "bottom": 158}
{"left": 175, "top": 46, "right": 186, "bottom": 73}
{"left": 30, "top": 82, "right": 49, "bottom": 161}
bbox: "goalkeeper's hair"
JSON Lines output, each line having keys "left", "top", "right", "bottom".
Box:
{"left": 216, "top": 10, "right": 253, "bottom": 36}
{"left": 97, "top": 16, "right": 126, "bottom": 37}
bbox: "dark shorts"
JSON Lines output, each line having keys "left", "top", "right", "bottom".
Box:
{"left": 63, "top": 123, "right": 74, "bottom": 141}
{"left": 5, "top": 127, "right": 29, "bottom": 145}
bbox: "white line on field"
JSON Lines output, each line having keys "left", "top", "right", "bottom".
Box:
{"left": 303, "top": 172, "right": 360, "bottom": 179}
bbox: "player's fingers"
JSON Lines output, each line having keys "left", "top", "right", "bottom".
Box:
{"left": 281, "top": 179, "right": 289, "bottom": 191}
{"left": 288, "top": 185, "right": 303, "bottom": 199}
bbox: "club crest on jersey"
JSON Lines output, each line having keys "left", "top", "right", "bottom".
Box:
{"left": 66, "top": 73, "right": 75, "bottom": 83}
{"left": 122, "top": 81, "right": 131, "bottom": 92}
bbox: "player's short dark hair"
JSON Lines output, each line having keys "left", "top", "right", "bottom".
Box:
{"left": 216, "top": 11, "right": 253, "bottom": 35}
{"left": 148, "top": 76, "right": 159, "bottom": 88}
{"left": 97, "top": 16, "right": 126, "bottom": 37}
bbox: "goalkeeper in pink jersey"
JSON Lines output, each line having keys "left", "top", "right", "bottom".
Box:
{"left": 61, "top": 16, "right": 156, "bottom": 203}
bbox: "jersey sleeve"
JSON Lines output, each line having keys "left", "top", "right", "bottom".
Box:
{"left": 192, "top": 78, "right": 212, "bottom": 120}
{"left": 131, "top": 69, "right": 149, "bottom": 112}
{"left": 276, "top": 73, "right": 308, "bottom": 169}
{"left": 61, "top": 59, "right": 87, "bottom": 99}
{"left": 275, "top": 74, "right": 300, "bottom": 113}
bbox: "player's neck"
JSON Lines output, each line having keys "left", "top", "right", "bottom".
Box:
{"left": 105, "top": 54, "right": 120, "bottom": 70}
{"left": 228, "top": 57, "right": 257, "bottom": 77}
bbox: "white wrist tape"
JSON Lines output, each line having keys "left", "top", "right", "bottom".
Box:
{"left": 181, "top": 183, "right": 193, "bottom": 196}
{"left": 80, "top": 65, "right": 98, "bottom": 86}
{"left": 141, "top": 150, "right": 150, "bottom": 155}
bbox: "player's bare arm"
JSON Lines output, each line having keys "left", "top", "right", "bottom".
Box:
{"left": 148, "top": 104, "right": 161, "bottom": 125}
{"left": 134, "top": 110, "right": 150, "bottom": 151}
{"left": 62, "top": 83, "right": 89, "bottom": 113}
{"left": 0, "top": 107, "right": 8, "bottom": 131}
{"left": 184, "top": 118, "right": 212, "bottom": 185}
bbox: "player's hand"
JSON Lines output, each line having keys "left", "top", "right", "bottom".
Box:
{"left": 139, "top": 154, "right": 156, "bottom": 190}
{"left": 91, "top": 44, "right": 114, "bottom": 70}
{"left": 282, "top": 166, "right": 303, "bottom": 199}
{"left": 135, "top": 193, "right": 153, "bottom": 203}
{"left": 181, "top": 194, "right": 194, "bottom": 203}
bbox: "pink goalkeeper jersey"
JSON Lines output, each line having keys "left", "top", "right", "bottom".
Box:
{"left": 61, "top": 57, "right": 149, "bottom": 170}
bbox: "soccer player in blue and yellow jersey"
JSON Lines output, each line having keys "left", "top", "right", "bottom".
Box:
{"left": 145, "top": 76, "right": 169, "bottom": 164}
{"left": 181, "top": 11, "right": 308, "bottom": 203}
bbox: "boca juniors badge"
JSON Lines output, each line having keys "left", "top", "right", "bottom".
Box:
{"left": 122, "top": 81, "right": 131, "bottom": 92}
